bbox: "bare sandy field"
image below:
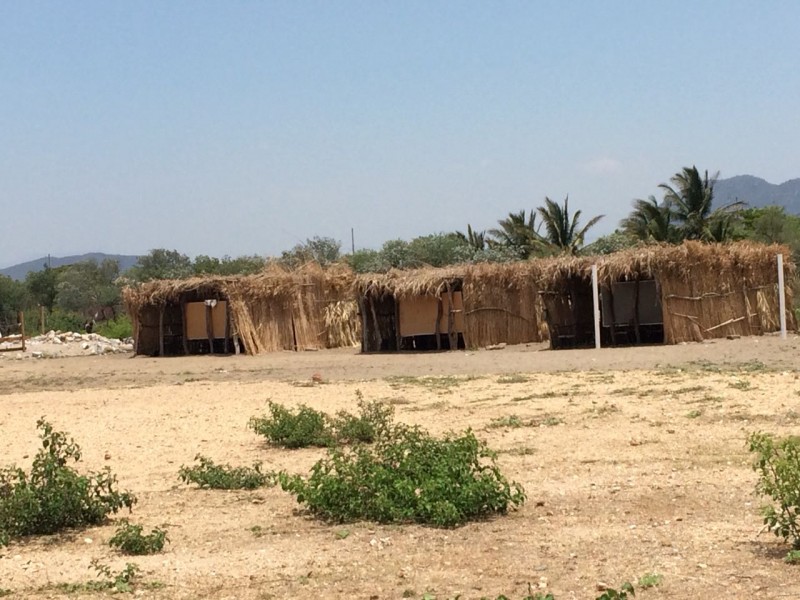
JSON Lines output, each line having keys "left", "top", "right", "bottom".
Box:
{"left": 1, "top": 335, "right": 800, "bottom": 599}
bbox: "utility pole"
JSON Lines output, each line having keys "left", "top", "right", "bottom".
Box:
{"left": 351, "top": 228, "right": 355, "bottom": 254}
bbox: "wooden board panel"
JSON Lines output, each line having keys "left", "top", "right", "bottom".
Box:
{"left": 185, "top": 301, "right": 228, "bottom": 340}
{"left": 399, "top": 293, "right": 464, "bottom": 337}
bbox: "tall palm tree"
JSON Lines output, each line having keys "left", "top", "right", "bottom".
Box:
{"left": 620, "top": 195, "right": 677, "bottom": 243}
{"left": 659, "top": 166, "right": 743, "bottom": 241}
{"left": 536, "top": 196, "right": 604, "bottom": 255}
{"left": 487, "top": 210, "right": 543, "bottom": 259}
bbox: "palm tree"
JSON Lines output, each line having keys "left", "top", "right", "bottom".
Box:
{"left": 659, "top": 166, "right": 743, "bottom": 241}
{"left": 455, "top": 224, "right": 487, "bottom": 251}
{"left": 536, "top": 196, "right": 604, "bottom": 255}
{"left": 487, "top": 210, "right": 543, "bottom": 259}
{"left": 620, "top": 195, "right": 677, "bottom": 243}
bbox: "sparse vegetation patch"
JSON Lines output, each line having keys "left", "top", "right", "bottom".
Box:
{"left": 0, "top": 419, "right": 136, "bottom": 546}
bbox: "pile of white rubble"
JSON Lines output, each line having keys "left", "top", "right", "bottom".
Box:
{"left": 0, "top": 330, "right": 134, "bottom": 359}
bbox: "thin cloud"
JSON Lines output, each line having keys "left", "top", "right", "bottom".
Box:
{"left": 584, "top": 157, "right": 623, "bottom": 175}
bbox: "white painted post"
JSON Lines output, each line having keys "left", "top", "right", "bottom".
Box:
{"left": 778, "top": 254, "right": 787, "bottom": 339}
{"left": 591, "top": 264, "right": 601, "bottom": 349}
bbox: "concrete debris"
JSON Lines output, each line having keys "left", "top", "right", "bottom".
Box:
{"left": 0, "top": 330, "right": 134, "bottom": 359}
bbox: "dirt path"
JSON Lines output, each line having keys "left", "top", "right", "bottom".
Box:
{"left": 1, "top": 334, "right": 797, "bottom": 394}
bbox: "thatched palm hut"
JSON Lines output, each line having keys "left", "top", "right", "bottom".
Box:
{"left": 123, "top": 264, "right": 359, "bottom": 356}
{"left": 538, "top": 241, "right": 796, "bottom": 347}
{"left": 355, "top": 263, "right": 549, "bottom": 351}
{"left": 357, "top": 241, "right": 795, "bottom": 352}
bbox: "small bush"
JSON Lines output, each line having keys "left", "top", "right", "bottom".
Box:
{"left": 109, "top": 520, "right": 168, "bottom": 555}
{"left": 749, "top": 431, "right": 800, "bottom": 549}
{"left": 280, "top": 425, "right": 525, "bottom": 528}
{"left": 249, "top": 403, "right": 333, "bottom": 448}
{"left": 178, "top": 455, "right": 275, "bottom": 490}
{"left": 596, "top": 583, "right": 635, "bottom": 599}
{"left": 95, "top": 315, "right": 133, "bottom": 340}
{"left": 636, "top": 572, "right": 662, "bottom": 589}
{"left": 333, "top": 394, "right": 394, "bottom": 444}
{"left": 248, "top": 395, "right": 394, "bottom": 448}
{"left": 0, "top": 419, "right": 136, "bottom": 546}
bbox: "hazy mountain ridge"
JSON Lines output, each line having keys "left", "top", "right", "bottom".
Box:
{"left": 0, "top": 253, "right": 141, "bottom": 281}
{"left": 715, "top": 175, "right": 800, "bottom": 213}
{"left": 2, "top": 174, "right": 798, "bottom": 280}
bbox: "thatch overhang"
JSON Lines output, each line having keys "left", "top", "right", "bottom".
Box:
{"left": 355, "top": 266, "right": 467, "bottom": 299}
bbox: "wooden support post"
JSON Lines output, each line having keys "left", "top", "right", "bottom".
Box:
{"left": 19, "top": 311, "right": 26, "bottom": 352}
{"left": 369, "top": 297, "right": 382, "bottom": 351}
{"left": 394, "top": 298, "right": 402, "bottom": 351}
{"left": 591, "top": 265, "right": 601, "bottom": 349}
{"left": 778, "top": 253, "right": 787, "bottom": 339}
{"left": 223, "top": 301, "right": 230, "bottom": 354}
{"left": 205, "top": 302, "right": 215, "bottom": 354}
{"left": 445, "top": 282, "right": 457, "bottom": 350}
{"left": 180, "top": 299, "right": 189, "bottom": 355}
{"left": 435, "top": 296, "right": 443, "bottom": 351}
{"left": 357, "top": 296, "right": 368, "bottom": 352}
{"left": 158, "top": 304, "right": 165, "bottom": 357}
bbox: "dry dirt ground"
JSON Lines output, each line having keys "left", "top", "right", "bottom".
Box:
{"left": 1, "top": 335, "right": 800, "bottom": 599}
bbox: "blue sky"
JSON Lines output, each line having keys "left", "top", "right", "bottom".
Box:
{"left": 2, "top": 1, "right": 799, "bottom": 266}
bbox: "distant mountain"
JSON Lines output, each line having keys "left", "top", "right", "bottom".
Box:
{"left": 0, "top": 253, "right": 141, "bottom": 281}
{"left": 715, "top": 175, "right": 800, "bottom": 214}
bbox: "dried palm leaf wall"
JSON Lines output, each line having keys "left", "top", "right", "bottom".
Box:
{"left": 123, "top": 264, "right": 360, "bottom": 356}
{"left": 621, "top": 242, "right": 797, "bottom": 343}
{"left": 356, "top": 264, "right": 550, "bottom": 351}
{"left": 461, "top": 263, "right": 548, "bottom": 347}
{"left": 538, "top": 241, "right": 796, "bottom": 345}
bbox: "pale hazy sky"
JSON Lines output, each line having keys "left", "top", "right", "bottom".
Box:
{"left": 2, "top": 1, "right": 799, "bottom": 267}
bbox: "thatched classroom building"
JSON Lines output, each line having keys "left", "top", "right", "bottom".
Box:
{"left": 355, "top": 263, "right": 549, "bottom": 352}
{"left": 356, "top": 241, "right": 795, "bottom": 352}
{"left": 122, "top": 264, "right": 359, "bottom": 356}
{"left": 124, "top": 242, "right": 795, "bottom": 356}
{"left": 538, "top": 241, "right": 796, "bottom": 348}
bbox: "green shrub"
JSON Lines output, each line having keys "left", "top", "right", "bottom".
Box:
{"left": 95, "top": 315, "right": 133, "bottom": 339}
{"left": 109, "top": 520, "right": 168, "bottom": 555}
{"left": 0, "top": 419, "right": 136, "bottom": 546}
{"left": 248, "top": 396, "right": 394, "bottom": 448}
{"left": 749, "top": 431, "right": 800, "bottom": 549}
{"left": 249, "top": 402, "right": 333, "bottom": 448}
{"left": 45, "top": 309, "right": 84, "bottom": 334}
{"left": 596, "top": 583, "right": 635, "bottom": 599}
{"left": 333, "top": 394, "right": 395, "bottom": 444}
{"left": 280, "top": 425, "right": 525, "bottom": 528}
{"left": 178, "top": 455, "right": 275, "bottom": 490}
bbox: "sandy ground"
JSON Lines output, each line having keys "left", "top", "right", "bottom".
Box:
{"left": 1, "top": 335, "right": 800, "bottom": 599}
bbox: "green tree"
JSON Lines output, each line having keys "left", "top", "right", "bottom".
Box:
{"left": 407, "top": 233, "right": 470, "bottom": 267}
{"left": 127, "top": 249, "right": 193, "bottom": 282}
{"left": 455, "top": 224, "right": 487, "bottom": 251}
{"left": 378, "top": 239, "right": 414, "bottom": 269}
{"left": 0, "top": 275, "right": 28, "bottom": 333}
{"left": 280, "top": 236, "right": 341, "bottom": 269}
{"left": 583, "top": 230, "right": 638, "bottom": 255}
{"left": 345, "top": 249, "right": 388, "bottom": 274}
{"left": 621, "top": 196, "right": 678, "bottom": 243}
{"left": 536, "top": 196, "right": 604, "bottom": 255}
{"left": 56, "top": 259, "right": 122, "bottom": 319}
{"left": 659, "top": 166, "right": 743, "bottom": 241}
{"left": 487, "top": 209, "right": 543, "bottom": 259}
{"left": 25, "top": 266, "right": 60, "bottom": 312}
{"left": 193, "top": 254, "right": 266, "bottom": 276}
